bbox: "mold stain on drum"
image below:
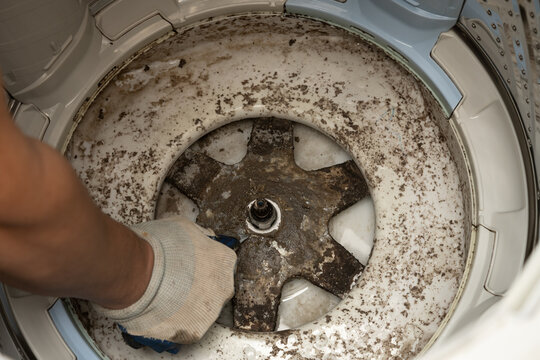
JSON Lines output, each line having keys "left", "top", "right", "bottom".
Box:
{"left": 67, "top": 14, "right": 467, "bottom": 360}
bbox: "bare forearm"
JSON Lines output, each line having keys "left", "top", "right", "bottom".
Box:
{"left": 0, "top": 105, "right": 152, "bottom": 309}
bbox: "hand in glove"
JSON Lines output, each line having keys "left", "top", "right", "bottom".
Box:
{"left": 93, "top": 216, "right": 237, "bottom": 353}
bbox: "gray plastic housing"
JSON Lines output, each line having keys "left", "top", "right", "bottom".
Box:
{"left": 0, "top": 0, "right": 90, "bottom": 98}
{"left": 460, "top": 1, "right": 539, "bottom": 186}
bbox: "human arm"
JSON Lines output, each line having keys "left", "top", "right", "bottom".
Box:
{"left": 0, "top": 93, "right": 153, "bottom": 309}
{"left": 0, "top": 91, "right": 237, "bottom": 346}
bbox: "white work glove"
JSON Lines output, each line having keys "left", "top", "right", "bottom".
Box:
{"left": 93, "top": 216, "right": 237, "bottom": 344}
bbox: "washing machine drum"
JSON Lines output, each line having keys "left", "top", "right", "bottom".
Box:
{"left": 0, "top": 5, "right": 536, "bottom": 360}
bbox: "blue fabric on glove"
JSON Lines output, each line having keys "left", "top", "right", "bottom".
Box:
{"left": 209, "top": 235, "right": 239, "bottom": 251}
{"left": 119, "top": 234, "right": 237, "bottom": 353}
{"left": 119, "top": 325, "right": 181, "bottom": 354}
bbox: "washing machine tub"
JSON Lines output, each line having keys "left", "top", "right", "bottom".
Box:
{"left": 0, "top": 1, "right": 536, "bottom": 359}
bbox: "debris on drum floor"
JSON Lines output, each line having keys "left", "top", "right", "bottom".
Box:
{"left": 67, "top": 14, "right": 466, "bottom": 360}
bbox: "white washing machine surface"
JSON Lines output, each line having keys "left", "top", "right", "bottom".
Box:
{"left": 0, "top": 1, "right": 537, "bottom": 359}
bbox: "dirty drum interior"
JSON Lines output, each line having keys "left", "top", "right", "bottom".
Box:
{"left": 67, "top": 15, "right": 467, "bottom": 359}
